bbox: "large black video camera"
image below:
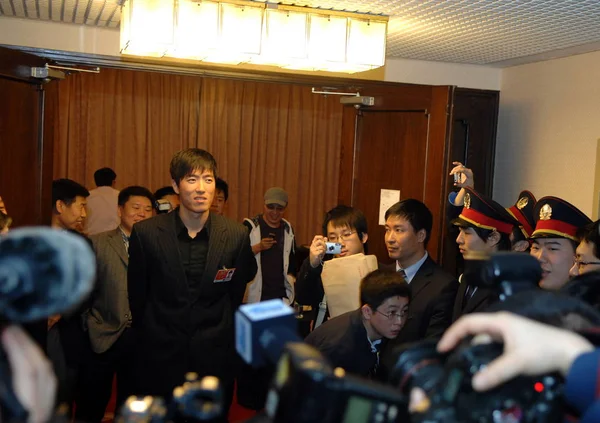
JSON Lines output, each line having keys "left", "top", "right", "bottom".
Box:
{"left": 383, "top": 252, "right": 561, "bottom": 423}
{"left": 117, "top": 373, "right": 224, "bottom": 423}
{"left": 388, "top": 338, "right": 562, "bottom": 423}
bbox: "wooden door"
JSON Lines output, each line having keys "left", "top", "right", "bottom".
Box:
{"left": 0, "top": 46, "right": 55, "bottom": 226}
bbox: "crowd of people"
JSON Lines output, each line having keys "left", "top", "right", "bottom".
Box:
{"left": 3, "top": 149, "right": 600, "bottom": 423}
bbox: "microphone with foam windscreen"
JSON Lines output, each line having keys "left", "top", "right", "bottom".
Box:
{"left": 235, "top": 299, "right": 299, "bottom": 367}
{"left": 0, "top": 227, "right": 96, "bottom": 422}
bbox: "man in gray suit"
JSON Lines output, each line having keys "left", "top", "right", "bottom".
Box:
{"left": 75, "top": 186, "right": 155, "bottom": 423}
{"left": 127, "top": 149, "right": 257, "bottom": 419}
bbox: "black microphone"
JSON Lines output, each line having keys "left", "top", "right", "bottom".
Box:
{"left": 0, "top": 227, "right": 95, "bottom": 322}
{"left": 0, "top": 227, "right": 96, "bottom": 422}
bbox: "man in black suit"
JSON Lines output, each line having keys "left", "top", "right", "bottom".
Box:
{"left": 127, "top": 149, "right": 257, "bottom": 417}
{"left": 382, "top": 199, "right": 458, "bottom": 345}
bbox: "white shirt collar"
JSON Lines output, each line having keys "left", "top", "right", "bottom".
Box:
{"left": 396, "top": 251, "right": 428, "bottom": 283}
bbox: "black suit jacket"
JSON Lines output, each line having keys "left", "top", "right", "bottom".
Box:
{"left": 394, "top": 256, "right": 458, "bottom": 344}
{"left": 127, "top": 211, "right": 256, "bottom": 397}
{"left": 452, "top": 281, "right": 492, "bottom": 322}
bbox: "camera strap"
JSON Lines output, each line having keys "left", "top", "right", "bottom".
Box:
{"left": 315, "top": 295, "right": 328, "bottom": 329}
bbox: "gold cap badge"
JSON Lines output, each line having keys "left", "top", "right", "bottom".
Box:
{"left": 464, "top": 193, "right": 471, "bottom": 209}
{"left": 517, "top": 197, "right": 529, "bottom": 210}
{"left": 540, "top": 204, "right": 552, "bottom": 220}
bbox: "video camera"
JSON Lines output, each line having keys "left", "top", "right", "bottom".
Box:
{"left": 235, "top": 300, "right": 409, "bottom": 423}
{"left": 0, "top": 228, "right": 95, "bottom": 423}
{"left": 117, "top": 373, "right": 224, "bottom": 423}
{"left": 461, "top": 251, "right": 543, "bottom": 303}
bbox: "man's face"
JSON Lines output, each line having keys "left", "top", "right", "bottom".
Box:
{"left": 0, "top": 196, "right": 6, "bottom": 214}
{"left": 455, "top": 226, "right": 495, "bottom": 257}
{"left": 263, "top": 203, "right": 285, "bottom": 227}
{"left": 118, "top": 195, "right": 154, "bottom": 235}
{"left": 570, "top": 240, "right": 600, "bottom": 277}
{"left": 172, "top": 169, "right": 215, "bottom": 215}
{"left": 56, "top": 196, "right": 87, "bottom": 232}
{"left": 530, "top": 238, "right": 575, "bottom": 290}
{"left": 365, "top": 296, "right": 409, "bottom": 339}
{"left": 210, "top": 189, "right": 227, "bottom": 215}
{"left": 384, "top": 215, "right": 425, "bottom": 263}
{"left": 326, "top": 222, "right": 366, "bottom": 257}
{"left": 164, "top": 194, "right": 180, "bottom": 211}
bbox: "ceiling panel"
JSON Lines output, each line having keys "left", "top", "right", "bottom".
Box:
{"left": 2, "top": 0, "right": 600, "bottom": 65}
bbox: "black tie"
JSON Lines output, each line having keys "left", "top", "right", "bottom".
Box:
{"left": 398, "top": 268, "right": 407, "bottom": 280}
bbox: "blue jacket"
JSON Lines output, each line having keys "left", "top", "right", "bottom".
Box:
{"left": 565, "top": 349, "right": 600, "bottom": 423}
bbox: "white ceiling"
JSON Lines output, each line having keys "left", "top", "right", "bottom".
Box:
{"left": 2, "top": 0, "right": 600, "bottom": 66}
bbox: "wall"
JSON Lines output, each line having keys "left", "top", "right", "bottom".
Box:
{"left": 384, "top": 57, "right": 501, "bottom": 90}
{"left": 494, "top": 50, "right": 600, "bottom": 218}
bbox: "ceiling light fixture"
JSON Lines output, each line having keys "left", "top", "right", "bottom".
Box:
{"left": 120, "top": 0, "right": 388, "bottom": 73}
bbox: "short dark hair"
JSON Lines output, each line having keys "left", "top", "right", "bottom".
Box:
{"left": 323, "top": 205, "right": 368, "bottom": 241}
{"left": 577, "top": 220, "right": 600, "bottom": 259}
{"left": 216, "top": 178, "right": 229, "bottom": 201}
{"left": 154, "top": 186, "right": 177, "bottom": 200}
{"left": 486, "top": 290, "right": 600, "bottom": 331}
{"left": 170, "top": 148, "right": 217, "bottom": 185}
{"left": 470, "top": 226, "right": 512, "bottom": 251}
{"left": 360, "top": 269, "right": 411, "bottom": 310}
{"left": 94, "top": 167, "right": 116, "bottom": 187}
{"left": 52, "top": 179, "right": 89, "bottom": 211}
{"left": 118, "top": 186, "right": 155, "bottom": 207}
{"left": 384, "top": 199, "right": 433, "bottom": 247}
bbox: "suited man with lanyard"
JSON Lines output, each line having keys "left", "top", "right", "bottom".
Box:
{"left": 75, "top": 186, "right": 155, "bottom": 423}
{"left": 127, "top": 149, "right": 257, "bottom": 418}
{"left": 451, "top": 187, "right": 520, "bottom": 321}
{"left": 381, "top": 199, "right": 458, "bottom": 348}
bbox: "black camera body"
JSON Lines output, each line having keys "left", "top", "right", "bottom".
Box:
{"left": 389, "top": 339, "right": 563, "bottom": 423}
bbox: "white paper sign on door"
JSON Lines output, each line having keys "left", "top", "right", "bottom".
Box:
{"left": 379, "top": 189, "right": 401, "bottom": 225}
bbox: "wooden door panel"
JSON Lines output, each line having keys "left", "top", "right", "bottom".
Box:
{"left": 352, "top": 110, "right": 430, "bottom": 264}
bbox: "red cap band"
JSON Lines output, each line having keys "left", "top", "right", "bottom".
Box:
{"left": 459, "top": 208, "right": 514, "bottom": 234}
{"left": 532, "top": 219, "right": 579, "bottom": 241}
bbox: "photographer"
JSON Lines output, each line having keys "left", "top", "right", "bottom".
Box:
{"left": 437, "top": 312, "right": 599, "bottom": 422}
{"left": 296, "top": 205, "right": 369, "bottom": 327}
{"left": 2, "top": 326, "right": 57, "bottom": 423}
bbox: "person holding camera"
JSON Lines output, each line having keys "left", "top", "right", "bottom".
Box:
{"left": 451, "top": 188, "right": 520, "bottom": 321}
{"left": 530, "top": 197, "right": 591, "bottom": 290}
{"left": 435, "top": 312, "right": 600, "bottom": 422}
{"left": 295, "top": 205, "right": 369, "bottom": 328}
{"left": 238, "top": 187, "right": 296, "bottom": 410}
{"left": 305, "top": 269, "right": 410, "bottom": 378}
{"left": 449, "top": 162, "right": 535, "bottom": 253}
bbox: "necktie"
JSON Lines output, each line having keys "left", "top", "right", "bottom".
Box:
{"left": 397, "top": 268, "right": 407, "bottom": 280}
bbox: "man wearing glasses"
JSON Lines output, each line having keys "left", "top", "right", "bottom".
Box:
{"left": 569, "top": 220, "right": 600, "bottom": 277}
{"left": 305, "top": 269, "right": 409, "bottom": 378}
{"left": 296, "top": 205, "right": 370, "bottom": 327}
{"left": 529, "top": 197, "right": 592, "bottom": 290}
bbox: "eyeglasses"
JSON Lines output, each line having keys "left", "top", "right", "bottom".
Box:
{"left": 328, "top": 231, "right": 357, "bottom": 243}
{"left": 575, "top": 258, "right": 600, "bottom": 270}
{"left": 376, "top": 309, "right": 407, "bottom": 321}
{"left": 266, "top": 204, "right": 285, "bottom": 211}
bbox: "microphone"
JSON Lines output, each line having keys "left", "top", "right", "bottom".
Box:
{"left": 0, "top": 227, "right": 96, "bottom": 323}
{"left": 235, "top": 299, "right": 299, "bottom": 367}
{"left": 0, "top": 227, "right": 96, "bottom": 422}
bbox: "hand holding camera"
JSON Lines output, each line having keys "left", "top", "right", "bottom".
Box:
{"left": 308, "top": 235, "right": 327, "bottom": 268}
{"left": 258, "top": 236, "right": 277, "bottom": 252}
{"left": 449, "top": 161, "right": 474, "bottom": 189}
{"left": 438, "top": 312, "right": 594, "bottom": 391}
